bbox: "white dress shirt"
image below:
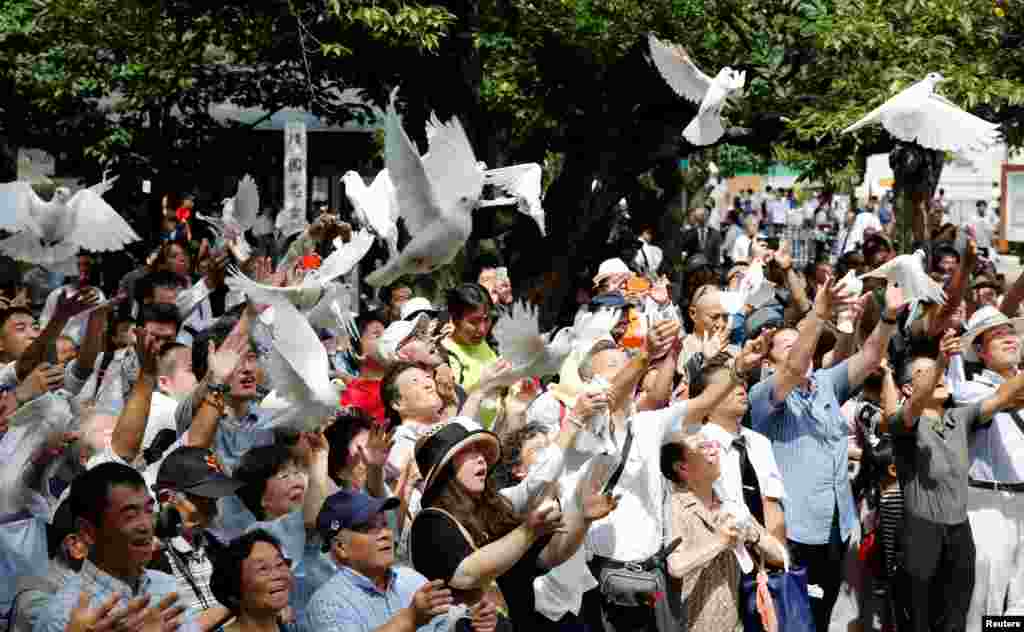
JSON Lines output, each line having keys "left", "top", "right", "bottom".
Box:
{"left": 585, "top": 403, "right": 689, "bottom": 562}
{"left": 700, "top": 423, "right": 786, "bottom": 508}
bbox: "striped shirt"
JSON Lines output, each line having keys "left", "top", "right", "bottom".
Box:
{"left": 879, "top": 487, "right": 904, "bottom": 578}
{"left": 304, "top": 565, "right": 446, "bottom": 632}
{"left": 162, "top": 536, "right": 221, "bottom": 618}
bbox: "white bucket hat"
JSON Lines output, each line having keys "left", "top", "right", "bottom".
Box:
{"left": 961, "top": 305, "right": 1024, "bottom": 363}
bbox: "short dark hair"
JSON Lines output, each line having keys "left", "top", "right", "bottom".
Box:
{"left": 446, "top": 283, "right": 492, "bottom": 321}
{"left": 139, "top": 302, "right": 181, "bottom": 331}
{"left": 135, "top": 270, "right": 181, "bottom": 305}
{"left": 661, "top": 442, "right": 686, "bottom": 484}
{"left": 157, "top": 342, "right": 189, "bottom": 379}
{"left": 380, "top": 362, "right": 419, "bottom": 429}
{"left": 69, "top": 462, "right": 147, "bottom": 529}
{"left": 234, "top": 445, "right": 298, "bottom": 520}
{"left": 355, "top": 310, "right": 388, "bottom": 338}
{"left": 325, "top": 410, "right": 375, "bottom": 485}
{"left": 380, "top": 281, "right": 411, "bottom": 305}
{"left": 494, "top": 422, "right": 548, "bottom": 488}
{"left": 209, "top": 529, "right": 284, "bottom": 613}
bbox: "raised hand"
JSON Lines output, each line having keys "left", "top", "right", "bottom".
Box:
{"left": 735, "top": 327, "right": 774, "bottom": 375}
{"left": 477, "top": 358, "right": 514, "bottom": 390}
{"left": 135, "top": 327, "right": 163, "bottom": 377}
{"left": 358, "top": 425, "right": 394, "bottom": 468}
{"left": 939, "top": 328, "right": 961, "bottom": 362}
{"left": 578, "top": 463, "right": 620, "bottom": 522}
{"left": 716, "top": 514, "right": 740, "bottom": 549}
{"left": 434, "top": 364, "right": 458, "bottom": 407}
{"left": 154, "top": 592, "right": 185, "bottom": 632}
{"left": 469, "top": 598, "right": 498, "bottom": 632}
{"left": 773, "top": 240, "right": 793, "bottom": 271}
{"left": 16, "top": 362, "right": 65, "bottom": 403}
{"left": 66, "top": 591, "right": 151, "bottom": 632}
{"left": 207, "top": 319, "right": 249, "bottom": 383}
{"left": 409, "top": 579, "right": 452, "bottom": 626}
{"left": 53, "top": 287, "right": 101, "bottom": 322}
{"left": 525, "top": 483, "right": 565, "bottom": 538}
{"left": 648, "top": 319, "right": 681, "bottom": 359}
{"left": 699, "top": 330, "right": 728, "bottom": 360}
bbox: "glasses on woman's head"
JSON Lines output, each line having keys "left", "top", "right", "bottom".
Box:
{"left": 692, "top": 283, "right": 718, "bottom": 305}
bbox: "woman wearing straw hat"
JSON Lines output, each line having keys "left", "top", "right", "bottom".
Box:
{"left": 408, "top": 422, "right": 619, "bottom": 631}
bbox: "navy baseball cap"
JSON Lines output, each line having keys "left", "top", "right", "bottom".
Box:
{"left": 316, "top": 490, "right": 399, "bottom": 540}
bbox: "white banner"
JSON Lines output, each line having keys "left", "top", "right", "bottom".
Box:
{"left": 277, "top": 121, "right": 309, "bottom": 238}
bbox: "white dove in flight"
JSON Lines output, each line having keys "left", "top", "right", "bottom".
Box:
{"left": 859, "top": 249, "right": 946, "bottom": 305}
{"left": 490, "top": 301, "right": 618, "bottom": 386}
{"left": 196, "top": 175, "right": 260, "bottom": 261}
{"left": 364, "top": 88, "right": 484, "bottom": 287}
{"left": 480, "top": 163, "right": 546, "bottom": 236}
{"left": 648, "top": 34, "right": 746, "bottom": 146}
{"left": 0, "top": 175, "right": 138, "bottom": 271}
{"left": 842, "top": 72, "right": 1001, "bottom": 153}
{"left": 253, "top": 290, "right": 345, "bottom": 431}
{"left": 226, "top": 229, "right": 374, "bottom": 310}
{"left": 342, "top": 169, "right": 400, "bottom": 259}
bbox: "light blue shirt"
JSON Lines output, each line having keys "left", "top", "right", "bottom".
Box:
{"left": 36, "top": 560, "right": 198, "bottom": 632}
{"left": 750, "top": 360, "right": 859, "bottom": 545}
{"left": 174, "top": 396, "right": 275, "bottom": 474}
{"left": 304, "top": 565, "right": 445, "bottom": 632}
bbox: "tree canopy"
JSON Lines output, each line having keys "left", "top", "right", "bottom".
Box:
{"left": 2, "top": 0, "right": 1022, "bottom": 321}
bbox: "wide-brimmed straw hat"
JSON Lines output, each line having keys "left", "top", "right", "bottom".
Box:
{"left": 961, "top": 305, "right": 1024, "bottom": 363}
{"left": 415, "top": 422, "right": 501, "bottom": 508}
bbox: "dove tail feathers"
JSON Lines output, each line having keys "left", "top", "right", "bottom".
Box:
{"left": 683, "top": 114, "right": 725, "bottom": 146}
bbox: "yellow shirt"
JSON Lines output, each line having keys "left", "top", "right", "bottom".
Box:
{"left": 442, "top": 336, "right": 499, "bottom": 428}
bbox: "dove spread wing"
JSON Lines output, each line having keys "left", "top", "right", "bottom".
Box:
{"left": 346, "top": 172, "right": 398, "bottom": 242}
{"left": 882, "top": 93, "right": 1001, "bottom": 152}
{"left": 262, "top": 292, "right": 336, "bottom": 406}
{"left": 385, "top": 92, "right": 444, "bottom": 237}
{"left": 315, "top": 230, "right": 375, "bottom": 285}
{"left": 0, "top": 182, "right": 44, "bottom": 234}
{"left": 421, "top": 113, "right": 483, "bottom": 221}
{"left": 572, "top": 308, "right": 619, "bottom": 353}
{"left": 648, "top": 34, "right": 713, "bottom": 104}
{"left": 492, "top": 302, "right": 548, "bottom": 369}
{"left": 66, "top": 189, "right": 140, "bottom": 252}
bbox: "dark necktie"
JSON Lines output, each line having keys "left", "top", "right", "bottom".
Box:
{"left": 732, "top": 435, "right": 764, "bottom": 526}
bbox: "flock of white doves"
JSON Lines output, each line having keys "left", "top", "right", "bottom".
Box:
{"left": 0, "top": 33, "right": 986, "bottom": 434}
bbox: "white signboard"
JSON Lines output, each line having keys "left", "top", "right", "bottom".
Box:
{"left": 277, "top": 121, "right": 309, "bottom": 238}
{"left": 1003, "top": 165, "right": 1024, "bottom": 242}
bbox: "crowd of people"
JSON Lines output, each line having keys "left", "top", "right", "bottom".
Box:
{"left": 0, "top": 183, "right": 1016, "bottom": 632}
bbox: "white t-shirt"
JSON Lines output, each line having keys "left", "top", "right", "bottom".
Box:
{"left": 769, "top": 199, "right": 788, "bottom": 225}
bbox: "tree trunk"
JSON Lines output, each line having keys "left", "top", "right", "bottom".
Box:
{"left": 889, "top": 142, "right": 944, "bottom": 243}
{"left": 0, "top": 133, "right": 16, "bottom": 182}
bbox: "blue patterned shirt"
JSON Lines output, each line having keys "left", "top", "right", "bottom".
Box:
{"left": 36, "top": 560, "right": 198, "bottom": 632}
{"left": 750, "top": 360, "right": 859, "bottom": 545}
{"left": 304, "top": 565, "right": 445, "bottom": 632}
